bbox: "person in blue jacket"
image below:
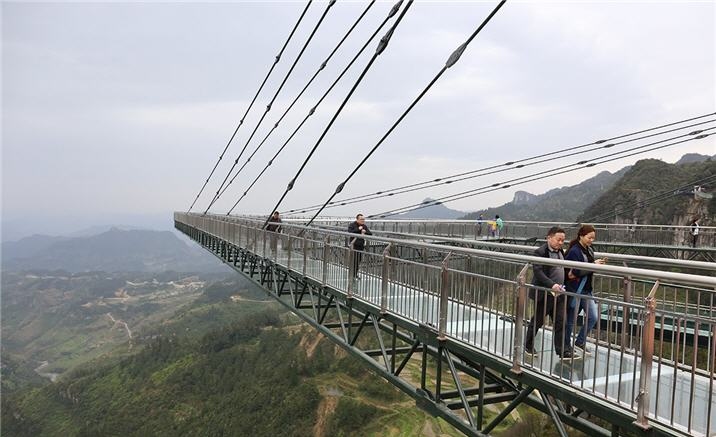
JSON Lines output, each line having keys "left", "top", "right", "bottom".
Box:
{"left": 564, "top": 224, "right": 607, "bottom": 356}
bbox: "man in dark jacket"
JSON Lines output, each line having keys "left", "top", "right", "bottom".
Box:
{"left": 266, "top": 211, "right": 282, "bottom": 254}
{"left": 266, "top": 211, "right": 282, "bottom": 233}
{"left": 347, "top": 214, "right": 372, "bottom": 279}
{"left": 524, "top": 226, "right": 572, "bottom": 358}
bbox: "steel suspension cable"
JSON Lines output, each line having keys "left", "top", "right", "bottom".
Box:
{"left": 211, "top": 1, "right": 377, "bottom": 206}
{"left": 368, "top": 129, "right": 714, "bottom": 218}
{"left": 187, "top": 0, "right": 312, "bottom": 212}
{"left": 225, "top": 0, "right": 404, "bottom": 216}
{"left": 287, "top": 116, "right": 714, "bottom": 214}
{"left": 261, "top": 0, "right": 415, "bottom": 228}
{"left": 204, "top": 0, "right": 338, "bottom": 213}
{"left": 301, "top": 0, "right": 507, "bottom": 228}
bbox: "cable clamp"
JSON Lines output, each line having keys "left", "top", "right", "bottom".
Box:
{"left": 387, "top": 0, "right": 403, "bottom": 19}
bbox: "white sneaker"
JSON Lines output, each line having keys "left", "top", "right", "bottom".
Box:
{"left": 524, "top": 349, "right": 538, "bottom": 359}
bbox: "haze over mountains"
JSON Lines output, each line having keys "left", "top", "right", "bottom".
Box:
{"left": 2, "top": 228, "right": 230, "bottom": 273}
{"left": 397, "top": 199, "right": 467, "bottom": 220}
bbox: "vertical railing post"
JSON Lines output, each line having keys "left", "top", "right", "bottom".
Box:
{"left": 438, "top": 253, "right": 452, "bottom": 340}
{"left": 322, "top": 236, "right": 329, "bottom": 286}
{"left": 511, "top": 263, "right": 530, "bottom": 374}
{"left": 634, "top": 281, "right": 658, "bottom": 430}
{"left": 622, "top": 262, "right": 633, "bottom": 350}
{"left": 346, "top": 240, "right": 355, "bottom": 298}
{"left": 273, "top": 231, "right": 279, "bottom": 263}
{"left": 302, "top": 235, "right": 308, "bottom": 277}
{"left": 421, "top": 249, "right": 429, "bottom": 292}
{"left": 287, "top": 235, "right": 293, "bottom": 271}
{"left": 262, "top": 227, "right": 267, "bottom": 258}
{"left": 380, "top": 244, "right": 392, "bottom": 314}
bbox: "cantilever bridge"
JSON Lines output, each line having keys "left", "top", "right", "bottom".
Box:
{"left": 176, "top": 213, "right": 716, "bottom": 437}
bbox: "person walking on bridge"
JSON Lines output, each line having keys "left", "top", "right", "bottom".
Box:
{"left": 690, "top": 218, "right": 700, "bottom": 248}
{"left": 348, "top": 214, "right": 372, "bottom": 280}
{"left": 477, "top": 213, "right": 484, "bottom": 237}
{"left": 564, "top": 224, "right": 607, "bottom": 356}
{"left": 524, "top": 226, "right": 571, "bottom": 358}
{"left": 266, "top": 211, "right": 282, "bottom": 254}
{"left": 266, "top": 211, "right": 282, "bottom": 233}
{"left": 495, "top": 215, "right": 504, "bottom": 238}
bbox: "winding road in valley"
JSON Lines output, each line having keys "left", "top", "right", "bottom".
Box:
{"left": 106, "top": 313, "right": 133, "bottom": 339}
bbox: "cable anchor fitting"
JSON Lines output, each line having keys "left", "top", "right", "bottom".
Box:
{"left": 445, "top": 42, "right": 467, "bottom": 68}
{"left": 388, "top": 0, "right": 403, "bottom": 18}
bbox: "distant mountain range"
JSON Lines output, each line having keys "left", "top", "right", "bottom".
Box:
{"left": 459, "top": 153, "right": 714, "bottom": 224}
{"left": 394, "top": 198, "right": 466, "bottom": 219}
{"left": 2, "top": 228, "right": 229, "bottom": 273}
{"left": 676, "top": 153, "right": 714, "bottom": 165}
{"left": 65, "top": 224, "right": 152, "bottom": 237}
{"left": 461, "top": 169, "right": 629, "bottom": 223}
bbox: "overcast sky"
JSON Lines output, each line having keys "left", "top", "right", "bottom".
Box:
{"left": 2, "top": 0, "right": 715, "bottom": 239}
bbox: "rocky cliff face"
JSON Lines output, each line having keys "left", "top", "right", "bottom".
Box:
{"left": 673, "top": 196, "right": 713, "bottom": 246}
{"left": 512, "top": 191, "right": 538, "bottom": 206}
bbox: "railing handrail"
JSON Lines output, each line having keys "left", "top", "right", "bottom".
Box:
{"left": 305, "top": 222, "right": 716, "bottom": 271}
{"left": 274, "top": 216, "right": 716, "bottom": 231}
{"left": 184, "top": 213, "right": 716, "bottom": 288}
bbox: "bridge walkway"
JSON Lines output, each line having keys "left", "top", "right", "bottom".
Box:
{"left": 175, "top": 213, "right": 716, "bottom": 437}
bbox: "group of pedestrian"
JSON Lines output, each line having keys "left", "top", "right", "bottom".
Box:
{"left": 477, "top": 214, "right": 503, "bottom": 238}
{"left": 265, "top": 212, "right": 697, "bottom": 359}
{"left": 263, "top": 211, "right": 372, "bottom": 279}
{"left": 525, "top": 224, "right": 607, "bottom": 359}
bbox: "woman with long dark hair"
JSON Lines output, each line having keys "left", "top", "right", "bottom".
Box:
{"left": 564, "top": 224, "right": 607, "bottom": 356}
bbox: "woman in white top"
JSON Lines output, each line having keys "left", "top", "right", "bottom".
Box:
{"left": 690, "top": 218, "right": 700, "bottom": 248}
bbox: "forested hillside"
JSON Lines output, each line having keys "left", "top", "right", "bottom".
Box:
{"left": 578, "top": 158, "right": 716, "bottom": 225}
{"left": 1, "top": 273, "right": 574, "bottom": 436}
{"left": 460, "top": 154, "right": 715, "bottom": 224}
{"left": 461, "top": 169, "right": 627, "bottom": 222}
{"left": 2, "top": 306, "right": 475, "bottom": 437}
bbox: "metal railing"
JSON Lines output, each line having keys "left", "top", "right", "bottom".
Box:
{"left": 176, "top": 212, "right": 716, "bottom": 436}
{"left": 309, "top": 225, "right": 716, "bottom": 325}
{"left": 292, "top": 218, "right": 716, "bottom": 248}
